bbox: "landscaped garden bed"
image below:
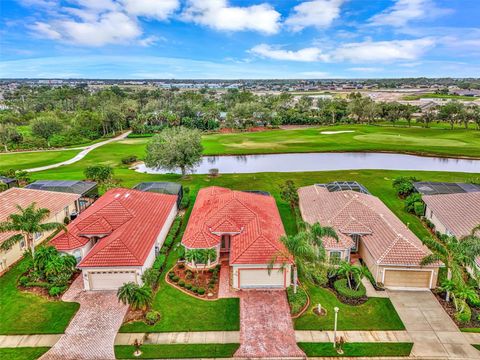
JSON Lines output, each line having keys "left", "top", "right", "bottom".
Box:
{"left": 167, "top": 262, "right": 221, "bottom": 299}
{"left": 287, "top": 286, "right": 309, "bottom": 317}
{"left": 434, "top": 290, "right": 480, "bottom": 331}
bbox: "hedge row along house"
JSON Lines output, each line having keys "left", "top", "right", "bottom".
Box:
{"left": 51, "top": 188, "right": 178, "bottom": 290}
{"left": 0, "top": 187, "right": 80, "bottom": 274}
{"left": 181, "top": 186, "right": 294, "bottom": 289}
{"left": 298, "top": 184, "right": 441, "bottom": 289}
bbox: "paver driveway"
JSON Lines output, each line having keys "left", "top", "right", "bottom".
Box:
{"left": 234, "top": 290, "right": 305, "bottom": 358}
{"left": 40, "top": 277, "right": 128, "bottom": 360}
{"left": 388, "top": 290, "right": 480, "bottom": 359}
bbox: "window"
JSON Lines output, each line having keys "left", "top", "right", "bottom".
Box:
{"left": 329, "top": 251, "right": 342, "bottom": 264}
{"left": 19, "top": 239, "right": 26, "bottom": 250}
{"left": 34, "top": 232, "right": 43, "bottom": 241}
{"left": 73, "top": 250, "right": 82, "bottom": 263}
{"left": 64, "top": 206, "right": 70, "bottom": 218}
{"left": 351, "top": 234, "right": 361, "bottom": 252}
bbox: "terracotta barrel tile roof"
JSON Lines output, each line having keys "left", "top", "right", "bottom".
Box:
{"left": 298, "top": 185, "right": 435, "bottom": 267}
{"left": 51, "top": 188, "right": 177, "bottom": 268}
{"left": 0, "top": 187, "right": 80, "bottom": 246}
{"left": 182, "top": 186, "right": 292, "bottom": 265}
{"left": 422, "top": 192, "right": 480, "bottom": 238}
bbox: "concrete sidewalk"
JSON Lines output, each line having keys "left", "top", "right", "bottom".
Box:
{"left": 115, "top": 331, "right": 240, "bottom": 345}
{"left": 0, "top": 335, "right": 61, "bottom": 348}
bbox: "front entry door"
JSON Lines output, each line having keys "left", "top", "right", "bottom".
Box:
{"left": 221, "top": 235, "right": 231, "bottom": 252}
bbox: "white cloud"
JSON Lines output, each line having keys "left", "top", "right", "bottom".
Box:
{"left": 32, "top": 21, "right": 62, "bottom": 40}
{"left": 250, "top": 44, "right": 329, "bottom": 62}
{"left": 368, "top": 0, "right": 451, "bottom": 27}
{"left": 334, "top": 38, "right": 435, "bottom": 62}
{"left": 285, "top": 0, "right": 345, "bottom": 31}
{"left": 348, "top": 67, "right": 383, "bottom": 72}
{"left": 121, "top": 0, "right": 180, "bottom": 20}
{"left": 182, "top": 0, "right": 281, "bottom": 34}
{"left": 250, "top": 38, "right": 435, "bottom": 63}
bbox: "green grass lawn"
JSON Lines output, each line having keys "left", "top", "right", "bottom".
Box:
{"left": 294, "top": 283, "right": 405, "bottom": 331}
{"left": 0, "top": 347, "right": 50, "bottom": 360}
{"left": 462, "top": 328, "right": 480, "bottom": 333}
{"left": 298, "top": 342, "right": 413, "bottom": 357}
{"left": 402, "top": 93, "right": 478, "bottom": 101}
{"left": 0, "top": 259, "right": 79, "bottom": 334}
{"left": 473, "top": 344, "right": 480, "bottom": 350}
{"left": 0, "top": 149, "right": 79, "bottom": 172}
{"left": 114, "top": 344, "right": 239, "bottom": 359}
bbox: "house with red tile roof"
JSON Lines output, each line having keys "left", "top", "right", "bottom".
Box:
{"left": 51, "top": 188, "right": 178, "bottom": 290}
{"left": 422, "top": 192, "right": 480, "bottom": 270}
{"left": 298, "top": 184, "right": 440, "bottom": 289}
{"left": 0, "top": 187, "right": 80, "bottom": 274}
{"left": 181, "top": 186, "right": 293, "bottom": 289}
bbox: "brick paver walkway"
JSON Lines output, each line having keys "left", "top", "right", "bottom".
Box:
{"left": 218, "top": 260, "right": 240, "bottom": 299}
{"left": 39, "top": 277, "right": 128, "bottom": 360}
{"left": 234, "top": 290, "right": 305, "bottom": 358}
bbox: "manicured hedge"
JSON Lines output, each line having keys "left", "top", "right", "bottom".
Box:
{"left": 287, "top": 286, "right": 308, "bottom": 316}
{"left": 334, "top": 278, "right": 366, "bottom": 299}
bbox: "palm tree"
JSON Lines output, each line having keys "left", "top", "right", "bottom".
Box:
{"left": 117, "top": 282, "right": 153, "bottom": 311}
{"left": 460, "top": 225, "right": 480, "bottom": 282}
{"left": 336, "top": 261, "right": 362, "bottom": 290}
{"left": 269, "top": 222, "right": 338, "bottom": 293}
{"left": 0, "top": 203, "right": 65, "bottom": 265}
{"left": 421, "top": 232, "right": 480, "bottom": 301}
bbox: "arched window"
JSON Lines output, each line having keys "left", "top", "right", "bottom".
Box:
{"left": 73, "top": 249, "right": 82, "bottom": 262}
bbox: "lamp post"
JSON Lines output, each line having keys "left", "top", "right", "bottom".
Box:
{"left": 333, "top": 307, "right": 339, "bottom": 348}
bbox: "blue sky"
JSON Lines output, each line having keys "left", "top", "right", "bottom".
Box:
{"left": 1, "top": 0, "right": 479, "bottom": 79}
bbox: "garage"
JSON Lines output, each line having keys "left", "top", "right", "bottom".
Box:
{"left": 88, "top": 270, "right": 137, "bottom": 290}
{"left": 383, "top": 269, "right": 433, "bottom": 289}
{"left": 238, "top": 268, "right": 285, "bottom": 289}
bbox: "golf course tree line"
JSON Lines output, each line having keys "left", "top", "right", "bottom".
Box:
{"left": 1, "top": 85, "right": 480, "bottom": 151}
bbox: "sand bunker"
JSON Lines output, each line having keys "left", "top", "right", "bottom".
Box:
{"left": 320, "top": 130, "right": 355, "bottom": 135}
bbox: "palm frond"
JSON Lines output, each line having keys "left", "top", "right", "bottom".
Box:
{"left": 0, "top": 234, "right": 24, "bottom": 251}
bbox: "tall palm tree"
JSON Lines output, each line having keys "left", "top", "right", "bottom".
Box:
{"left": 269, "top": 222, "right": 338, "bottom": 293}
{"left": 117, "top": 282, "right": 153, "bottom": 311}
{"left": 421, "top": 232, "right": 480, "bottom": 301}
{"left": 0, "top": 203, "right": 65, "bottom": 264}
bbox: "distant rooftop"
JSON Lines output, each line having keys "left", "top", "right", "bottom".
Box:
{"left": 413, "top": 181, "right": 480, "bottom": 196}
{"left": 316, "top": 181, "right": 370, "bottom": 195}
{"left": 0, "top": 176, "right": 16, "bottom": 185}
{"left": 26, "top": 180, "right": 97, "bottom": 195}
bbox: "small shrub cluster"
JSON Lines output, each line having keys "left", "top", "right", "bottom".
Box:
{"left": 404, "top": 193, "right": 424, "bottom": 215}
{"left": 287, "top": 286, "right": 308, "bottom": 316}
{"left": 179, "top": 187, "right": 190, "bottom": 210}
{"left": 393, "top": 176, "right": 418, "bottom": 198}
{"left": 121, "top": 155, "right": 138, "bottom": 165}
{"left": 145, "top": 310, "right": 161, "bottom": 325}
{"left": 162, "top": 217, "right": 182, "bottom": 251}
{"left": 334, "top": 279, "right": 367, "bottom": 301}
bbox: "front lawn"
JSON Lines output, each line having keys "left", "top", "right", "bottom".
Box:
{"left": 119, "top": 225, "right": 240, "bottom": 333}
{"left": 295, "top": 283, "right": 405, "bottom": 331}
{"left": 298, "top": 342, "right": 413, "bottom": 357}
{"left": 114, "top": 344, "right": 239, "bottom": 359}
{"left": 0, "top": 347, "right": 50, "bottom": 360}
{"left": 0, "top": 259, "right": 79, "bottom": 334}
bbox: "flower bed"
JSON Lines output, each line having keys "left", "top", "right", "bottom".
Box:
{"left": 167, "top": 263, "right": 221, "bottom": 299}
{"left": 434, "top": 290, "right": 480, "bottom": 330}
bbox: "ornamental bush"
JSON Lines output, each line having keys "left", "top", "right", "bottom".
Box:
{"left": 48, "top": 286, "right": 66, "bottom": 297}
{"left": 172, "top": 276, "right": 179, "bottom": 283}
{"left": 334, "top": 278, "right": 366, "bottom": 299}
{"left": 404, "top": 193, "right": 423, "bottom": 214}
{"left": 121, "top": 155, "right": 138, "bottom": 165}
{"left": 197, "top": 287, "right": 205, "bottom": 295}
{"left": 145, "top": 310, "right": 161, "bottom": 325}
{"left": 191, "top": 286, "right": 197, "bottom": 293}
{"left": 455, "top": 303, "right": 472, "bottom": 323}
{"left": 178, "top": 280, "right": 185, "bottom": 287}
{"left": 185, "top": 283, "right": 192, "bottom": 290}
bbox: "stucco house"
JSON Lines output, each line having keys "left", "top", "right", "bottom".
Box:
{"left": 298, "top": 184, "right": 440, "bottom": 290}
{"left": 0, "top": 187, "right": 80, "bottom": 274}
{"left": 422, "top": 192, "right": 480, "bottom": 270}
{"left": 181, "top": 186, "right": 293, "bottom": 289}
{"left": 51, "top": 188, "right": 178, "bottom": 290}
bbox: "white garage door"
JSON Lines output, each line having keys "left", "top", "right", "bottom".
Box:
{"left": 88, "top": 270, "right": 137, "bottom": 290}
{"left": 384, "top": 269, "right": 432, "bottom": 289}
{"left": 239, "top": 268, "right": 285, "bottom": 289}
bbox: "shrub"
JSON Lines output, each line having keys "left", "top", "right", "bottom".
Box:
{"left": 393, "top": 176, "right": 417, "bottom": 197}
{"left": 168, "top": 271, "right": 175, "bottom": 279}
{"left": 191, "top": 286, "right": 197, "bottom": 293}
{"left": 145, "top": 310, "right": 161, "bottom": 325}
{"left": 84, "top": 164, "right": 113, "bottom": 183}
{"left": 414, "top": 201, "right": 425, "bottom": 216}
{"left": 177, "top": 263, "right": 185, "bottom": 270}
{"left": 455, "top": 303, "right": 472, "bottom": 323}
{"left": 287, "top": 286, "right": 308, "bottom": 315}
{"left": 208, "top": 168, "right": 219, "bottom": 177}
{"left": 121, "top": 155, "right": 138, "bottom": 165}
{"left": 153, "top": 254, "right": 166, "bottom": 272}
{"left": 178, "top": 280, "right": 185, "bottom": 287}
{"left": 164, "top": 235, "right": 174, "bottom": 248}
{"left": 404, "top": 193, "right": 423, "bottom": 214}
{"left": 172, "top": 276, "right": 179, "bottom": 283}
{"left": 334, "top": 278, "right": 366, "bottom": 299}
{"left": 197, "top": 287, "right": 205, "bottom": 295}
{"left": 18, "top": 276, "right": 30, "bottom": 287}
{"left": 141, "top": 268, "right": 159, "bottom": 289}
{"left": 180, "top": 195, "right": 190, "bottom": 210}
{"left": 49, "top": 286, "right": 65, "bottom": 297}
{"left": 185, "top": 283, "right": 192, "bottom": 290}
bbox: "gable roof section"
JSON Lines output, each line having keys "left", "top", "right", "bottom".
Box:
{"left": 0, "top": 188, "right": 80, "bottom": 246}
{"left": 182, "top": 186, "right": 292, "bottom": 265}
{"left": 51, "top": 188, "right": 177, "bottom": 267}
{"left": 422, "top": 192, "right": 480, "bottom": 238}
{"left": 298, "top": 185, "right": 434, "bottom": 266}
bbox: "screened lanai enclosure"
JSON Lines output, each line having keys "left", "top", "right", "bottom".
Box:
{"left": 316, "top": 181, "right": 371, "bottom": 194}
{"left": 133, "top": 182, "right": 183, "bottom": 207}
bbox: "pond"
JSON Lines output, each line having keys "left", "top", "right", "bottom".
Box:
{"left": 134, "top": 152, "right": 480, "bottom": 175}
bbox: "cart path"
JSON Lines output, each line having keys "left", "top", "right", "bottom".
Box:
{"left": 23, "top": 131, "right": 131, "bottom": 173}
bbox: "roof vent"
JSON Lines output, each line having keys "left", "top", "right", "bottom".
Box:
{"left": 115, "top": 193, "right": 120, "bottom": 198}
{"left": 125, "top": 193, "right": 130, "bottom": 198}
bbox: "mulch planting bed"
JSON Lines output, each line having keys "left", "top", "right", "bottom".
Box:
{"left": 167, "top": 263, "right": 220, "bottom": 299}
{"left": 434, "top": 291, "right": 480, "bottom": 329}
{"left": 19, "top": 271, "right": 80, "bottom": 300}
